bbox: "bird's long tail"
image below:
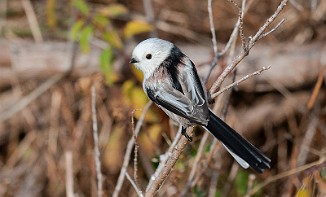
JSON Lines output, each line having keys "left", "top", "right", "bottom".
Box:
{"left": 204, "top": 110, "right": 271, "bottom": 173}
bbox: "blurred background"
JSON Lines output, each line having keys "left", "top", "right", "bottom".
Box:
{"left": 0, "top": 0, "right": 325, "bottom": 196}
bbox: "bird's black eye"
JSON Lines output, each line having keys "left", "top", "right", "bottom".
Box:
{"left": 146, "top": 54, "right": 152, "bottom": 59}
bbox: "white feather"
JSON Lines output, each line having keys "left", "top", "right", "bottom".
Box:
{"left": 223, "top": 145, "right": 250, "bottom": 169}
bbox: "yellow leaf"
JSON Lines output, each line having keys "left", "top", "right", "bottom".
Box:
{"left": 131, "top": 88, "right": 148, "bottom": 109}
{"left": 46, "top": 0, "right": 57, "bottom": 28}
{"left": 123, "top": 20, "right": 153, "bottom": 38}
{"left": 139, "top": 124, "right": 162, "bottom": 156}
{"left": 98, "top": 4, "right": 128, "bottom": 18}
{"left": 103, "top": 124, "right": 126, "bottom": 173}
{"left": 122, "top": 80, "right": 160, "bottom": 122}
{"left": 122, "top": 80, "right": 135, "bottom": 105}
{"left": 103, "top": 30, "right": 123, "bottom": 49}
{"left": 296, "top": 176, "right": 313, "bottom": 197}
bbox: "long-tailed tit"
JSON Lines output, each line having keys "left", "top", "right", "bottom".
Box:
{"left": 130, "top": 38, "right": 271, "bottom": 172}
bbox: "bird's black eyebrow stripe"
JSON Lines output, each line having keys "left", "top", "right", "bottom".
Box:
{"left": 161, "top": 46, "right": 184, "bottom": 93}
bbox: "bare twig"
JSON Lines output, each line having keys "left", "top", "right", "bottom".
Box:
{"left": 208, "top": 172, "right": 219, "bottom": 197}
{"left": 227, "top": 0, "right": 246, "bottom": 50}
{"left": 211, "top": 66, "right": 271, "bottom": 99}
{"left": 145, "top": 126, "right": 192, "bottom": 196}
{"left": 131, "top": 110, "right": 141, "bottom": 191}
{"left": 126, "top": 172, "right": 144, "bottom": 197}
{"left": 249, "top": 156, "right": 326, "bottom": 195}
{"left": 65, "top": 151, "right": 74, "bottom": 197}
{"left": 244, "top": 175, "right": 256, "bottom": 197}
{"left": 0, "top": 73, "right": 64, "bottom": 123}
{"left": 208, "top": 0, "right": 218, "bottom": 57}
{"left": 297, "top": 112, "right": 318, "bottom": 166}
{"left": 91, "top": 85, "right": 103, "bottom": 197}
{"left": 113, "top": 101, "right": 152, "bottom": 197}
{"left": 221, "top": 163, "right": 239, "bottom": 197}
{"left": 145, "top": 126, "right": 183, "bottom": 190}
{"left": 258, "top": 18, "right": 285, "bottom": 40}
{"left": 21, "top": 0, "right": 43, "bottom": 42}
{"left": 204, "top": 0, "right": 249, "bottom": 83}
{"left": 180, "top": 132, "right": 209, "bottom": 196}
{"left": 0, "top": 16, "right": 77, "bottom": 123}
{"left": 210, "top": 0, "right": 288, "bottom": 95}
{"left": 142, "top": 0, "right": 157, "bottom": 37}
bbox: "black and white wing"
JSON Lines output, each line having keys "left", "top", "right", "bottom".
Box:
{"left": 144, "top": 54, "right": 209, "bottom": 125}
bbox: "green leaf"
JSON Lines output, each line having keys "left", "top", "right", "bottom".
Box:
{"left": 72, "top": 0, "right": 89, "bottom": 16}
{"left": 100, "top": 47, "right": 117, "bottom": 85}
{"left": 79, "top": 25, "right": 93, "bottom": 53}
{"left": 93, "top": 14, "right": 109, "bottom": 28}
{"left": 235, "top": 170, "right": 249, "bottom": 196}
{"left": 103, "top": 30, "right": 123, "bottom": 49}
{"left": 99, "top": 47, "right": 113, "bottom": 73}
{"left": 123, "top": 20, "right": 152, "bottom": 38}
{"left": 98, "top": 4, "right": 128, "bottom": 18}
{"left": 70, "top": 20, "right": 84, "bottom": 40}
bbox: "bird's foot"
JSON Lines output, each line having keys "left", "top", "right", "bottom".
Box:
{"left": 207, "top": 91, "right": 215, "bottom": 104}
{"left": 181, "top": 127, "right": 192, "bottom": 142}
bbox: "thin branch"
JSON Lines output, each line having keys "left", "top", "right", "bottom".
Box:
{"left": 91, "top": 85, "right": 103, "bottom": 197}
{"left": 180, "top": 132, "right": 209, "bottom": 196}
{"left": 146, "top": 126, "right": 183, "bottom": 191}
{"left": 142, "top": 0, "right": 157, "bottom": 37}
{"left": 258, "top": 18, "right": 285, "bottom": 40}
{"left": 227, "top": 0, "right": 246, "bottom": 50}
{"left": 0, "top": 14, "right": 77, "bottom": 123}
{"left": 208, "top": 172, "right": 219, "bottom": 197}
{"left": 208, "top": 0, "right": 218, "bottom": 57}
{"left": 65, "top": 151, "right": 74, "bottom": 197}
{"left": 244, "top": 175, "right": 256, "bottom": 197}
{"left": 211, "top": 66, "right": 271, "bottom": 99}
{"left": 145, "top": 126, "right": 192, "bottom": 196}
{"left": 113, "top": 101, "right": 152, "bottom": 197}
{"left": 126, "top": 172, "right": 144, "bottom": 197}
{"left": 297, "top": 112, "right": 318, "bottom": 166}
{"left": 210, "top": 0, "right": 288, "bottom": 95}
{"left": 249, "top": 0, "right": 288, "bottom": 47}
{"left": 0, "top": 73, "right": 64, "bottom": 123}
{"left": 131, "top": 110, "right": 141, "bottom": 191}
{"left": 21, "top": 0, "right": 43, "bottom": 42}
{"left": 204, "top": 0, "right": 249, "bottom": 83}
{"left": 250, "top": 156, "right": 326, "bottom": 195}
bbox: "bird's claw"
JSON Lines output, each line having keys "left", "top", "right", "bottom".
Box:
{"left": 181, "top": 127, "right": 192, "bottom": 142}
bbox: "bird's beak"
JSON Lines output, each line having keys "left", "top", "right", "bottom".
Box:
{"left": 129, "top": 58, "right": 139, "bottom": 64}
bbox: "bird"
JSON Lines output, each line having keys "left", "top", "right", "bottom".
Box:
{"left": 130, "top": 38, "right": 271, "bottom": 173}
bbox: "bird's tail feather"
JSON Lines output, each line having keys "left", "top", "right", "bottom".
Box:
{"left": 204, "top": 110, "right": 271, "bottom": 173}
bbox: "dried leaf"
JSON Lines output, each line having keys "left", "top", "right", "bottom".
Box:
{"left": 46, "top": 0, "right": 57, "bottom": 28}
{"left": 139, "top": 124, "right": 161, "bottom": 156}
{"left": 296, "top": 176, "right": 313, "bottom": 197}
{"left": 98, "top": 4, "right": 128, "bottom": 18}
{"left": 103, "top": 124, "right": 126, "bottom": 173}
{"left": 123, "top": 20, "right": 152, "bottom": 38}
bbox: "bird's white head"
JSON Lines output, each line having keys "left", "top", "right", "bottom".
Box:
{"left": 130, "top": 38, "right": 174, "bottom": 79}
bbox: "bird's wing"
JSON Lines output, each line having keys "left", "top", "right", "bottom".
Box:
{"left": 146, "top": 82, "right": 203, "bottom": 124}
{"left": 146, "top": 59, "right": 209, "bottom": 125}
{"left": 178, "top": 59, "right": 208, "bottom": 109}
